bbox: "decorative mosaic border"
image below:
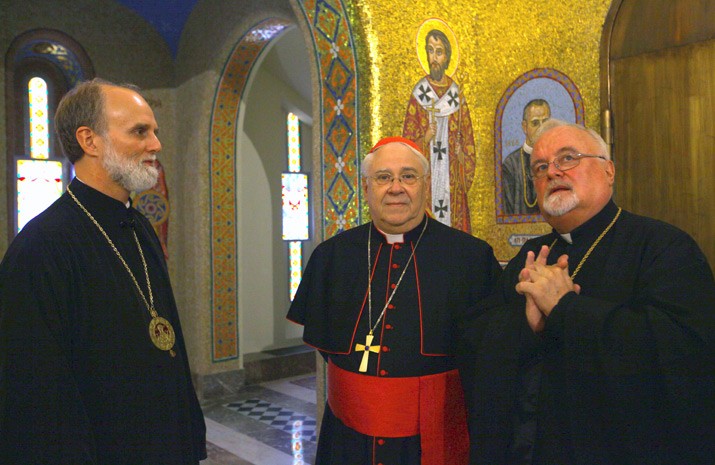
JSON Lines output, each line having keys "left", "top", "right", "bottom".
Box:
{"left": 295, "top": 0, "right": 360, "bottom": 238}
{"left": 16, "top": 40, "right": 86, "bottom": 85}
{"left": 208, "top": 1, "right": 359, "bottom": 361}
{"left": 209, "top": 18, "right": 292, "bottom": 361}
{"left": 493, "top": 67, "right": 584, "bottom": 224}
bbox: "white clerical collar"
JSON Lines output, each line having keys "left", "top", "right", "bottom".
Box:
{"left": 560, "top": 233, "right": 573, "bottom": 244}
{"left": 384, "top": 233, "right": 404, "bottom": 244}
{"left": 522, "top": 142, "right": 533, "bottom": 154}
{"left": 377, "top": 227, "right": 404, "bottom": 244}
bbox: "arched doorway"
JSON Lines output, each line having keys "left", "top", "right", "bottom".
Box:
{"left": 207, "top": 1, "right": 360, "bottom": 370}
{"left": 236, "top": 24, "right": 317, "bottom": 371}
{"left": 601, "top": 0, "right": 715, "bottom": 272}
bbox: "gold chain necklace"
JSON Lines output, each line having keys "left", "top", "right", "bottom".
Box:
{"left": 520, "top": 148, "right": 538, "bottom": 208}
{"left": 354, "top": 218, "right": 428, "bottom": 373}
{"left": 67, "top": 186, "right": 176, "bottom": 357}
{"left": 549, "top": 207, "right": 622, "bottom": 279}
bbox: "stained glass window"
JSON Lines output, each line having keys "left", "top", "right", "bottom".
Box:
{"left": 14, "top": 76, "right": 66, "bottom": 233}
{"left": 17, "top": 159, "right": 63, "bottom": 232}
{"left": 28, "top": 77, "right": 50, "bottom": 160}
{"left": 287, "top": 112, "right": 301, "bottom": 173}
{"left": 282, "top": 173, "right": 309, "bottom": 240}
{"left": 283, "top": 112, "right": 310, "bottom": 301}
{"left": 288, "top": 242, "right": 303, "bottom": 302}
{"left": 7, "top": 32, "right": 89, "bottom": 238}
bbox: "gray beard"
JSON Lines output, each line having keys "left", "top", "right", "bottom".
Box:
{"left": 542, "top": 190, "right": 579, "bottom": 216}
{"left": 101, "top": 143, "right": 158, "bottom": 193}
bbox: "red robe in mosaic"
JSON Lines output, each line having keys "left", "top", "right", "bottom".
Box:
{"left": 403, "top": 76, "right": 476, "bottom": 233}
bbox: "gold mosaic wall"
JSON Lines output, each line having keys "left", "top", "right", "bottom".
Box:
{"left": 347, "top": 0, "right": 611, "bottom": 261}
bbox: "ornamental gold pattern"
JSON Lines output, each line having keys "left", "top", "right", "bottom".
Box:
{"left": 210, "top": 18, "right": 293, "bottom": 361}
{"left": 207, "top": 0, "right": 611, "bottom": 361}
{"left": 347, "top": 0, "right": 610, "bottom": 261}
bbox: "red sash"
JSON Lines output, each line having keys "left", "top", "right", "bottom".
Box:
{"left": 327, "top": 361, "right": 469, "bottom": 465}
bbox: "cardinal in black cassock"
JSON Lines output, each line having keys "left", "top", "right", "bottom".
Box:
{"left": 288, "top": 136, "right": 502, "bottom": 465}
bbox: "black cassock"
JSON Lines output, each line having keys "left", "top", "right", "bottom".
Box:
{"left": 0, "top": 179, "right": 206, "bottom": 464}
{"left": 288, "top": 216, "right": 501, "bottom": 465}
{"left": 461, "top": 200, "right": 715, "bottom": 465}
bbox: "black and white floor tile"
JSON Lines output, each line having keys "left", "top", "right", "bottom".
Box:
{"left": 201, "top": 374, "right": 318, "bottom": 465}
{"left": 224, "top": 398, "right": 318, "bottom": 443}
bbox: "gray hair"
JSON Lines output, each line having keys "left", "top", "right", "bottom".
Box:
{"left": 361, "top": 142, "right": 430, "bottom": 177}
{"left": 533, "top": 118, "right": 610, "bottom": 159}
{"left": 54, "top": 78, "right": 140, "bottom": 164}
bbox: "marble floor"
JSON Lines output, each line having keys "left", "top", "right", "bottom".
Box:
{"left": 201, "top": 374, "right": 319, "bottom": 465}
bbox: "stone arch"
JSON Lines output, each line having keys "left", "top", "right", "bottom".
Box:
{"left": 208, "top": 0, "right": 360, "bottom": 361}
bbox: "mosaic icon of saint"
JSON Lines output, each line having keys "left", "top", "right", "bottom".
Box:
{"left": 403, "top": 18, "right": 476, "bottom": 233}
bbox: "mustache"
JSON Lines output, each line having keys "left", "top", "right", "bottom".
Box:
{"left": 545, "top": 180, "right": 573, "bottom": 196}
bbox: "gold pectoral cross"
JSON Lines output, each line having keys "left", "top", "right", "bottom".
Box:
{"left": 355, "top": 332, "right": 380, "bottom": 373}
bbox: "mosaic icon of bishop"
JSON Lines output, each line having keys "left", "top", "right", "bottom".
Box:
{"left": 403, "top": 18, "right": 476, "bottom": 233}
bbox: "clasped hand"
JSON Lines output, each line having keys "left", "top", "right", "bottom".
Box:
{"left": 515, "top": 245, "right": 581, "bottom": 333}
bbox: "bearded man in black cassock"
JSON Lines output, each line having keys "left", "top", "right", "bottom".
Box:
{"left": 287, "top": 136, "right": 501, "bottom": 465}
{"left": 0, "top": 79, "right": 206, "bottom": 464}
{"left": 461, "top": 119, "right": 715, "bottom": 464}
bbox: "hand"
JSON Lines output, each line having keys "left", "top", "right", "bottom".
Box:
{"left": 518, "top": 246, "right": 549, "bottom": 332}
{"left": 425, "top": 122, "right": 436, "bottom": 143}
{"left": 517, "top": 246, "right": 580, "bottom": 332}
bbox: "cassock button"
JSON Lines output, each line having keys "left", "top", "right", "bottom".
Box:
{"left": 394, "top": 244, "right": 401, "bottom": 250}
{"left": 380, "top": 369, "right": 388, "bottom": 376}
{"left": 381, "top": 346, "right": 389, "bottom": 352}
{"left": 391, "top": 263, "right": 399, "bottom": 269}
{"left": 385, "top": 324, "right": 394, "bottom": 330}
{"left": 387, "top": 304, "right": 395, "bottom": 310}
{"left": 377, "top": 439, "right": 385, "bottom": 446}
{"left": 390, "top": 283, "right": 396, "bottom": 289}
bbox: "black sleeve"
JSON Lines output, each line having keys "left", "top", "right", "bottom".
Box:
{"left": 0, "top": 234, "right": 98, "bottom": 464}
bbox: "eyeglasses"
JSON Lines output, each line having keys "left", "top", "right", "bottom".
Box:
{"left": 530, "top": 153, "right": 607, "bottom": 179}
{"left": 368, "top": 172, "right": 426, "bottom": 186}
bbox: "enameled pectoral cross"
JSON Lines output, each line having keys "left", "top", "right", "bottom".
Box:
{"left": 355, "top": 332, "right": 380, "bottom": 373}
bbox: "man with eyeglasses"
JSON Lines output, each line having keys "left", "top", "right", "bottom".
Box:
{"left": 288, "top": 136, "right": 501, "bottom": 465}
{"left": 461, "top": 119, "right": 715, "bottom": 464}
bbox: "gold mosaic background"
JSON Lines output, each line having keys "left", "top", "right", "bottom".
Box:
{"left": 347, "top": 0, "right": 612, "bottom": 261}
